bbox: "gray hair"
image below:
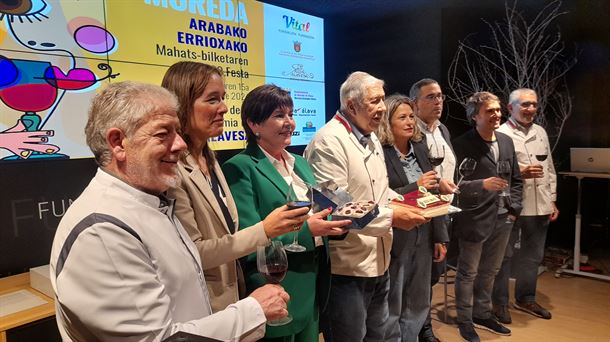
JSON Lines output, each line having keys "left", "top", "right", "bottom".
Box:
{"left": 85, "top": 81, "right": 179, "bottom": 166}
{"left": 465, "top": 91, "right": 500, "bottom": 125}
{"left": 409, "top": 78, "right": 439, "bottom": 99}
{"left": 377, "top": 94, "right": 422, "bottom": 146}
{"left": 508, "top": 88, "right": 537, "bottom": 105}
{"left": 339, "top": 71, "right": 384, "bottom": 113}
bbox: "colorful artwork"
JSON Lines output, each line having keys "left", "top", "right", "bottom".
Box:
{"left": 0, "top": 0, "right": 325, "bottom": 160}
{"left": 0, "top": 0, "right": 118, "bottom": 160}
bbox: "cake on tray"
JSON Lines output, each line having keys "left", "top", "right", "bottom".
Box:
{"left": 391, "top": 186, "right": 458, "bottom": 218}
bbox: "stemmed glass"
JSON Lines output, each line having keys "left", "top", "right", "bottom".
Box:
{"left": 497, "top": 160, "right": 511, "bottom": 197}
{"left": 428, "top": 145, "right": 445, "bottom": 193}
{"left": 257, "top": 241, "right": 292, "bottom": 326}
{"left": 454, "top": 157, "right": 477, "bottom": 193}
{"left": 428, "top": 144, "right": 445, "bottom": 171}
{"left": 535, "top": 145, "right": 548, "bottom": 162}
{"left": 284, "top": 181, "right": 312, "bottom": 253}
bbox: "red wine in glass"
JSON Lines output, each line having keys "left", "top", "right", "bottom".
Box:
{"left": 535, "top": 154, "right": 548, "bottom": 162}
{"left": 497, "top": 160, "right": 511, "bottom": 196}
{"left": 262, "top": 264, "right": 288, "bottom": 284}
{"left": 257, "top": 241, "right": 292, "bottom": 326}
{"left": 429, "top": 156, "right": 445, "bottom": 167}
{"left": 284, "top": 181, "right": 312, "bottom": 253}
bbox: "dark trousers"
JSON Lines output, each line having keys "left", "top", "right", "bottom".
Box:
{"left": 385, "top": 226, "right": 432, "bottom": 342}
{"left": 493, "top": 215, "right": 550, "bottom": 305}
{"left": 321, "top": 271, "right": 390, "bottom": 342}
{"left": 455, "top": 217, "right": 513, "bottom": 324}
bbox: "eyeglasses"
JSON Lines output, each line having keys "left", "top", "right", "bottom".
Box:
{"left": 420, "top": 94, "right": 446, "bottom": 103}
{"left": 519, "top": 101, "right": 538, "bottom": 109}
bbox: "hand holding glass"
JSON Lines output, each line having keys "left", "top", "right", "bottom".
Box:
{"left": 257, "top": 241, "right": 292, "bottom": 326}
{"left": 284, "top": 181, "right": 312, "bottom": 253}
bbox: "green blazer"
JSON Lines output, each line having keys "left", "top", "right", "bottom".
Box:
{"left": 222, "top": 144, "right": 330, "bottom": 338}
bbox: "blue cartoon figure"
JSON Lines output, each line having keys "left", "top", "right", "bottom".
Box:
{"left": 0, "top": 0, "right": 119, "bottom": 160}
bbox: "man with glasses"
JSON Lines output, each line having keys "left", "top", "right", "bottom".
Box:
{"left": 492, "top": 88, "right": 559, "bottom": 324}
{"left": 409, "top": 78, "right": 456, "bottom": 342}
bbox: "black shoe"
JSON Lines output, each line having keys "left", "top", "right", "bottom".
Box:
{"left": 473, "top": 317, "right": 511, "bottom": 336}
{"left": 493, "top": 304, "right": 512, "bottom": 324}
{"left": 419, "top": 335, "right": 441, "bottom": 342}
{"left": 458, "top": 324, "right": 480, "bottom": 342}
{"left": 419, "top": 323, "right": 441, "bottom": 342}
{"left": 514, "top": 300, "right": 552, "bottom": 319}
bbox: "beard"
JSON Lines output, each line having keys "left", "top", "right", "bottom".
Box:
{"left": 126, "top": 159, "right": 180, "bottom": 194}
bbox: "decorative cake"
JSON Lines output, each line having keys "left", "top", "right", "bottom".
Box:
{"left": 391, "top": 186, "right": 455, "bottom": 218}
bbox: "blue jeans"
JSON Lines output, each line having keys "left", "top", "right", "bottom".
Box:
{"left": 385, "top": 226, "right": 432, "bottom": 342}
{"left": 321, "top": 272, "right": 390, "bottom": 342}
{"left": 455, "top": 217, "right": 513, "bottom": 324}
{"left": 493, "top": 215, "right": 550, "bottom": 305}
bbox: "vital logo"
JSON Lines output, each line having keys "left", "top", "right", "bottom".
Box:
{"left": 303, "top": 121, "right": 316, "bottom": 133}
{"left": 283, "top": 15, "right": 310, "bottom": 32}
{"left": 293, "top": 41, "right": 302, "bottom": 53}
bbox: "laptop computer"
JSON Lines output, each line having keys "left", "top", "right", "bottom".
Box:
{"left": 570, "top": 148, "right": 610, "bottom": 173}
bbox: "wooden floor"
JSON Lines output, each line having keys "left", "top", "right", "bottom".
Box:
{"left": 429, "top": 270, "right": 610, "bottom": 341}
{"left": 318, "top": 269, "right": 610, "bottom": 341}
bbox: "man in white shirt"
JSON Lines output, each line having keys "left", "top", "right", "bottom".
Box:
{"left": 304, "top": 71, "right": 428, "bottom": 341}
{"left": 50, "top": 81, "right": 290, "bottom": 342}
{"left": 492, "top": 88, "right": 559, "bottom": 324}
{"left": 410, "top": 78, "right": 457, "bottom": 342}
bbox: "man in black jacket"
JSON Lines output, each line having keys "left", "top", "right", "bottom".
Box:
{"left": 452, "top": 92, "right": 523, "bottom": 342}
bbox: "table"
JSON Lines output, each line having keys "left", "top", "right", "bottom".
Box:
{"left": 0, "top": 273, "right": 55, "bottom": 342}
{"left": 558, "top": 171, "right": 610, "bottom": 281}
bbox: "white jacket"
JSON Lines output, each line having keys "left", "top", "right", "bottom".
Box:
{"left": 50, "top": 169, "right": 265, "bottom": 342}
{"left": 497, "top": 120, "right": 557, "bottom": 216}
{"left": 304, "top": 113, "right": 395, "bottom": 277}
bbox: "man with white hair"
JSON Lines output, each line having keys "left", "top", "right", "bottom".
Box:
{"left": 304, "top": 71, "right": 428, "bottom": 341}
{"left": 50, "top": 81, "right": 290, "bottom": 341}
{"left": 492, "top": 88, "right": 559, "bottom": 324}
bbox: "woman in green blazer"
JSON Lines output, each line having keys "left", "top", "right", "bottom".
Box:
{"left": 223, "top": 84, "right": 349, "bottom": 341}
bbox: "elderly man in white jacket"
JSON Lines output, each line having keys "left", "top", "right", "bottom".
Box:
{"left": 304, "top": 71, "right": 428, "bottom": 342}
{"left": 492, "top": 88, "right": 559, "bottom": 324}
{"left": 50, "top": 81, "right": 289, "bottom": 342}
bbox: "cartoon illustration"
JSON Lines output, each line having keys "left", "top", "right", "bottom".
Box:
{"left": 0, "top": 0, "right": 119, "bottom": 160}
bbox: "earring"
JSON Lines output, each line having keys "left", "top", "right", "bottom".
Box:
{"left": 254, "top": 132, "right": 260, "bottom": 139}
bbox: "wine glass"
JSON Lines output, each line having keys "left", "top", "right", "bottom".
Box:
{"left": 284, "top": 180, "right": 312, "bottom": 253}
{"left": 257, "top": 241, "right": 292, "bottom": 326}
{"left": 428, "top": 144, "right": 445, "bottom": 170}
{"left": 455, "top": 157, "right": 477, "bottom": 193}
{"left": 535, "top": 144, "right": 548, "bottom": 162}
{"left": 428, "top": 145, "right": 445, "bottom": 193}
{"left": 497, "top": 160, "right": 511, "bottom": 197}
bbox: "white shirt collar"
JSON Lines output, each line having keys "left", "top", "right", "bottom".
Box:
{"left": 416, "top": 117, "right": 440, "bottom": 133}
